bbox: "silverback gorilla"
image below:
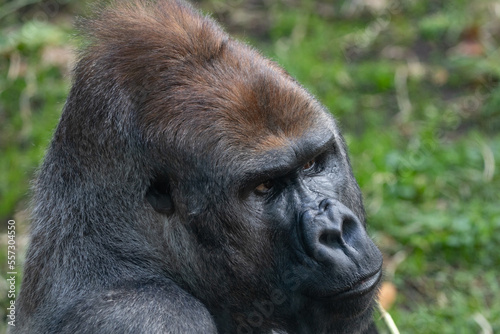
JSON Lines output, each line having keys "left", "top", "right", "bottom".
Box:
{"left": 15, "top": 1, "right": 383, "bottom": 333}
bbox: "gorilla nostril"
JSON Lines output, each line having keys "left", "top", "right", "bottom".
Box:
{"left": 318, "top": 228, "right": 342, "bottom": 247}
{"left": 341, "top": 215, "right": 358, "bottom": 245}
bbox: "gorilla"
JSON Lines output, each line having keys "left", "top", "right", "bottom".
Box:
{"left": 14, "top": 0, "right": 383, "bottom": 333}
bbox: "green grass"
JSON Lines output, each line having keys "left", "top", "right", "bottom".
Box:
{"left": 1, "top": 0, "right": 499, "bottom": 332}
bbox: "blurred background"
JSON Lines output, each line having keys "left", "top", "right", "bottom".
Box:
{"left": 1, "top": 0, "right": 499, "bottom": 332}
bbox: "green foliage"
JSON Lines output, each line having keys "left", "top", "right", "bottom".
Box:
{"left": 0, "top": 19, "right": 71, "bottom": 219}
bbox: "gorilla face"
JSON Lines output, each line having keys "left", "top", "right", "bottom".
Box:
{"left": 252, "top": 132, "right": 383, "bottom": 333}
{"left": 252, "top": 136, "right": 383, "bottom": 296}
{"left": 148, "top": 100, "right": 383, "bottom": 333}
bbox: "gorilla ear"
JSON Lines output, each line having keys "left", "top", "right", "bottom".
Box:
{"left": 146, "top": 177, "right": 174, "bottom": 215}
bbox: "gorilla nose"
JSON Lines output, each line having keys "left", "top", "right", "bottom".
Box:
{"left": 300, "top": 199, "right": 362, "bottom": 262}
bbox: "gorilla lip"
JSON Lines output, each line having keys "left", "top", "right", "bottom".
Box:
{"left": 326, "top": 269, "right": 382, "bottom": 300}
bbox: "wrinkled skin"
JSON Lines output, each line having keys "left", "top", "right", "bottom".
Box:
{"left": 14, "top": 1, "right": 383, "bottom": 333}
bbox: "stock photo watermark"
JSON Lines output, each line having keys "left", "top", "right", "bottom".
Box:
{"left": 6, "top": 220, "right": 17, "bottom": 327}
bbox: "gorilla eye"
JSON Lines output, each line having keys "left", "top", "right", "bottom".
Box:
{"left": 303, "top": 159, "right": 315, "bottom": 171}
{"left": 255, "top": 180, "right": 274, "bottom": 194}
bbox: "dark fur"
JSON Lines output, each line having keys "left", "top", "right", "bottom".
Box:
{"left": 15, "top": 1, "right": 382, "bottom": 333}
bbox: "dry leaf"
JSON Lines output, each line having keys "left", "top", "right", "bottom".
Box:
{"left": 379, "top": 281, "right": 397, "bottom": 310}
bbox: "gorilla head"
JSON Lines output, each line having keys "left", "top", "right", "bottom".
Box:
{"left": 15, "top": 1, "right": 383, "bottom": 333}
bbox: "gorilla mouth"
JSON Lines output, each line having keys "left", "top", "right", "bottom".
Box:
{"left": 330, "top": 269, "right": 382, "bottom": 300}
